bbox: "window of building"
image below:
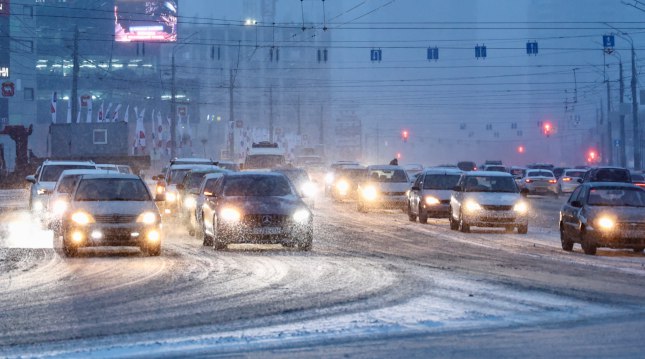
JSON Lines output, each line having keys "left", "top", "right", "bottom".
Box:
{"left": 93, "top": 129, "right": 108, "bottom": 145}
{"left": 24, "top": 88, "right": 34, "bottom": 101}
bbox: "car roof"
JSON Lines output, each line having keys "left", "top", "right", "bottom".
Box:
{"left": 59, "top": 169, "right": 115, "bottom": 177}
{"left": 527, "top": 169, "right": 554, "bottom": 173}
{"left": 422, "top": 168, "right": 462, "bottom": 175}
{"left": 367, "top": 165, "right": 405, "bottom": 170}
{"left": 169, "top": 164, "right": 220, "bottom": 170}
{"left": 585, "top": 182, "right": 642, "bottom": 189}
{"left": 202, "top": 172, "right": 228, "bottom": 180}
{"left": 79, "top": 173, "right": 140, "bottom": 180}
{"left": 464, "top": 171, "right": 513, "bottom": 177}
{"left": 225, "top": 171, "right": 286, "bottom": 177}
{"left": 42, "top": 160, "right": 95, "bottom": 166}
{"left": 186, "top": 167, "right": 226, "bottom": 173}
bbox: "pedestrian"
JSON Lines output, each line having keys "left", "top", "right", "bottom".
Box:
{"left": 389, "top": 158, "right": 398, "bottom": 166}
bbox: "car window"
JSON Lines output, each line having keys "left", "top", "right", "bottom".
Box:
{"left": 75, "top": 178, "right": 151, "bottom": 201}
{"left": 423, "top": 174, "right": 460, "bottom": 190}
{"left": 464, "top": 176, "right": 517, "bottom": 193}
{"left": 223, "top": 175, "right": 294, "bottom": 197}
{"left": 368, "top": 169, "right": 408, "bottom": 183}
{"left": 168, "top": 169, "right": 191, "bottom": 184}
{"left": 587, "top": 188, "right": 645, "bottom": 207}
{"left": 527, "top": 170, "right": 554, "bottom": 177}
{"left": 568, "top": 186, "right": 582, "bottom": 203}
{"left": 40, "top": 165, "right": 96, "bottom": 182}
{"left": 565, "top": 170, "right": 586, "bottom": 178}
{"left": 57, "top": 175, "right": 81, "bottom": 194}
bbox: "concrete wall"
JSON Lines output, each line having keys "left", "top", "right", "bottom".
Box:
{"left": 50, "top": 122, "right": 129, "bottom": 157}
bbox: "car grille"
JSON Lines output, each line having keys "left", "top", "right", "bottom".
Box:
{"left": 440, "top": 199, "right": 450, "bottom": 205}
{"left": 94, "top": 214, "right": 138, "bottom": 224}
{"left": 243, "top": 214, "right": 288, "bottom": 227}
{"left": 382, "top": 192, "right": 406, "bottom": 196}
{"left": 481, "top": 205, "right": 513, "bottom": 211}
{"left": 479, "top": 217, "right": 516, "bottom": 223}
{"left": 616, "top": 222, "right": 645, "bottom": 231}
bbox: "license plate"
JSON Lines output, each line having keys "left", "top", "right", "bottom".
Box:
{"left": 252, "top": 227, "right": 283, "bottom": 235}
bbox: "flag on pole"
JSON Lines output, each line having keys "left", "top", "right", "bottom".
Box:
{"left": 123, "top": 105, "right": 129, "bottom": 123}
{"left": 156, "top": 110, "right": 164, "bottom": 149}
{"left": 76, "top": 96, "right": 81, "bottom": 123}
{"left": 134, "top": 107, "right": 146, "bottom": 154}
{"left": 97, "top": 102, "right": 104, "bottom": 122}
{"left": 50, "top": 92, "right": 57, "bottom": 123}
{"left": 104, "top": 103, "right": 113, "bottom": 122}
{"left": 66, "top": 97, "right": 72, "bottom": 123}
{"left": 112, "top": 104, "right": 122, "bottom": 122}
{"left": 86, "top": 97, "right": 93, "bottom": 123}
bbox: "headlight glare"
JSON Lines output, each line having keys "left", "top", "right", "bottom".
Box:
{"left": 137, "top": 211, "right": 158, "bottom": 224}
{"left": 301, "top": 181, "right": 317, "bottom": 197}
{"left": 293, "top": 209, "right": 310, "bottom": 223}
{"left": 220, "top": 208, "right": 241, "bottom": 222}
{"left": 464, "top": 201, "right": 481, "bottom": 212}
{"left": 513, "top": 202, "right": 529, "bottom": 214}
{"left": 425, "top": 196, "right": 440, "bottom": 205}
{"left": 165, "top": 192, "right": 177, "bottom": 202}
{"left": 37, "top": 188, "right": 49, "bottom": 195}
{"left": 596, "top": 217, "right": 615, "bottom": 231}
{"left": 71, "top": 211, "right": 95, "bottom": 225}
{"left": 362, "top": 186, "right": 378, "bottom": 201}
{"left": 52, "top": 199, "right": 69, "bottom": 215}
{"left": 184, "top": 197, "right": 197, "bottom": 209}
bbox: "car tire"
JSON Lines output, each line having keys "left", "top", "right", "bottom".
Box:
{"left": 202, "top": 220, "right": 214, "bottom": 247}
{"left": 146, "top": 244, "right": 161, "bottom": 256}
{"left": 580, "top": 229, "right": 597, "bottom": 255}
{"left": 449, "top": 212, "right": 459, "bottom": 230}
{"left": 560, "top": 225, "right": 573, "bottom": 251}
{"left": 517, "top": 224, "right": 528, "bottom": 235}
{"left": 458, "top": 212, "right": 470, "bottom": 233}
{"left": 212, "top": 221, "right": 227, "bottom": 250}
{"left": 62, "top": 235, "right": 77, "bottom": 257}
{"left": 418, "top": 205, "right": 428, "bottom": 224}
{"left": 299, "top": 232, "right": 313, "bottom": 251}
{"left": 407, "top": 204, "right": 417, "bottom": 222}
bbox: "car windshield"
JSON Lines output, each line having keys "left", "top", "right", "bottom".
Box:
{"left": 528, "top": 171, "right": 554, "bottom": 178}
{"left": 464, "top": 176, "right": 518, "bottom": 193}
{"left": 223, "top": 175, "right": 294, "bottom": 197}
{"left": 187, "top": 171, "right": 224, "bottom": 190}
{"left": 339, "top": 168, "right": 367, "bottom": 180}
{"left": 368, "top": 169, "right": 408, "bottom": 183}
{"left": 244, "top": 155, "right": 286, "bottom": 169}
{"left": 57, "top": 175, "right": 81, "bottom": 194}
{"left": 273, "top": 169, "right": 309, "bottom": 185}
{"left": 423, "top": 174, "right": 461, "bottom": 190}
{"left": 587, "top": 188, "right": 645, "bottom": 207}
{"left": 510, "top": 168, "right": 525, "bottom": 176}
{"left": 485, "top": 166, "right": 506, "bottom": 172}
{"left": 565, "top": 171, "right": 586, "bottom": 178}
{"left": 168, "top": 169, "right": 191, "bottom": 185}
{"left": 40, "top": 165, "right": 95, "bottom": 182}
{"left": 74, "top": 178, "right": 151, "bottom": 201}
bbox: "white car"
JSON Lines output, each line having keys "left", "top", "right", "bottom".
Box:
{"left": 357, "top": 165, "right": 410, "bottom": 213}
{"left": 519, "top": 169, "right": 558, "bottom": 196}
{"left": 407, "top": 168, "right": 462, "bottom": 223}
{"left": 97, "top": 164, "right": 133, "bottom": 174}
{"left": 450, "top": 171, "right": 529, "bottom": 234}
{"left": 557, "top": 168, "right": 586, "bottom": 193}
{"left": 26, "top": 160, "right": 97, "bottom": 215}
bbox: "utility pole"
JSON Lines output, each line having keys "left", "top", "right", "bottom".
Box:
{"left": 297, "top": 95, "right": 301, "bottom": 136}
{"left": 607, "top": 79, "right": 613, "bottom": 165}
{"left": 170, "top": 53, "right": 177, "bottom": 158}
{"left": 618, "top": 60, "right": 627, "bottom": 167}
{"left": 228, "top": 69, "right": 235, "bottom": 158}
{"left": 71, "top": 26, "right": 79, "bottom": 123}
{"left": 269, "top": 87, "right": 274, "bottom": 142}
{"left": 631, "top": 42, "right": 641, "bottom": 170}
{"left": 319, "top": 105, "right": 324, "bottom": 145}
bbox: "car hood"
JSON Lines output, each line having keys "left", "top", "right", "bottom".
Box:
{"left": 219, "top": 195, "right": 307, "bottom": 216}
{"left": 70, "top": 201, "right": 158, "bottom": 216}
{"left": 587, "top": 206, "right": 645, "bottom": 223}
{"left": 368, "top": 182, "right": 410, "bottom": 192}
{"left": 461, "top": 192, "right": 521, "bottom": 205}
{"left": 421, "top": 189, "right": 453, "bottom": 200}
{"left": 38, "top": 182, "right": 56, "bottom": 191}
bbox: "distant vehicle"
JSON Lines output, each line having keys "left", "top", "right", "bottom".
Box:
{"left": 560, "top": 183, "right": 645, "bottom": 255}
{"left": 552, "top": 167, "right": 566, "bottom": 180}
{"left": 25, "top": 160, "right": 97, "bottom": 214}
{"left": 160, "top": 164, "right": 222, "bottom": 217}
{"left": 407, "top": 168, "right": 462, "bottom": 223}
{"left": 519, "top": 169, "right": 558, "bottom": 196}
{"left": 272, "top": 167, "right": 317, "bottom": 208}
{"left": 177, "top": 167, "right": 230, "bottom": 233}
{"left": 153, "top": 157, "right": 218, "bottom": 201}
{"left": 450, "top": 171, "right": 529, "bottom": 234}
{"left": 330, "top": 166, "right": 367, "bottom": 201}
{"left": 557, "top": 169, "right": 587, "bottom": 193}
{"left": 482, "top": 165, "right": 507, "bottom": 172}
{"left": 214, "top": 161, "right": 240, "bottom": 172}
{"left": 97, "top": 164, "right": 133, "bottom": 174}
{"left": 324, "top": 161, "right": 362, "bottom": 194}
{"left": 526, "top": 163, "right": 555, "bottom": 171}
{"left": 509, "top": 166, "right": 527, "bottom": 184}
{"left": 61, "top": 173, "right": 162, "bottom": 257}
{"left": 185, "top": 172, "right": 229, "bottom": 238}
{"left": 200, "top": 172, "right": 313, "bottom": 250}
{"left": 357, "top": 165, "right": 410, "bottom": 213}
{"left": 244, "top": 141, "right": 286, "bottom": 170}
{"left": 457, "top": 161, "right": 477, "bottom": 171}
{"left": 402, "top": 164, "right": 424, "bottom": 178}
{"left": 630, "top": 172, "right": 645, "bottom": 188}
{"left": 580, "top": 167, "right": 631, "bottom": 184}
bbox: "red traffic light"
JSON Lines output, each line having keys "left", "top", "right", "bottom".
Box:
{"left": 542, "top": 121, "right": 553, "bottom": 137}
{"left": 401, "top": 130, "right": 409, "bottom": 142}
{"left": 517, "top": 145, "right": 525, "bottom": 153}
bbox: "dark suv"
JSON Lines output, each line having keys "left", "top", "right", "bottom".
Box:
{"left": 580, "top": 167, "right": 631, "bottom": 183}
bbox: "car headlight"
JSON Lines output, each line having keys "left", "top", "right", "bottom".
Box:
{"left": 361, "top": 186, "right": 378, "bottom": 201}
{"left": 52, "top": 199, "right": 69, "bottom": 216}
{"left": 137, "top": 211, "right": 158, "bottom": 225}
{"left": 156, "top": 185, "right": 165, "bottom": 195}
{"left": 325, "top": 172, "right": 335, "bottom": 184}
{"left": 184, "top": 197, "right": 197, "bottom": 209}
{"left": 165, "top": 192, "right": 177, "bottom": 202}
{"left": 596, "top": 217, "right": 615, "bottom": 231}
{"left": 425, "top": 196, "right": 440, "bottom": 205}
{"left": 464, "top": 201, "right": 481, "bottom": 212}
{"left": 336, "top": 180, "right": 350, "bottom": 193}
{"left": 513, "top": 201, "right": 529, "bottom": 214}
{"left": 301, "top": 181, "right": 317, "bottom": 197}
{"left": 220, "top": 207, "right": 241, "bottom": 222}
{"left": 293, "top": 209, "right": 310, "bottom": 223}
{"left": 71, "top": 211, "right": 95, "bottom": 225}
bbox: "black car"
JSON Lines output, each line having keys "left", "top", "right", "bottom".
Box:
{"left": 200, "top": 172, "right": 313, "bottom": 250}
{"left": 457, "top": 161, "right": 477, "bottom": 171}
{"left": 580, "top": 167, "right": 631, "bottom": 184}
{"left": 560, "top": 182, "right": 645, "bottom": 255}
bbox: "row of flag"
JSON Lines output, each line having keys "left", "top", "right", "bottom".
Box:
{"left": 50, "top": 92, "right": 129, "bottom": 124}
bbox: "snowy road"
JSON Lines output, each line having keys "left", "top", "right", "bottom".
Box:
{"left": 1, "top": 191, "right": 644, "bottom": 358}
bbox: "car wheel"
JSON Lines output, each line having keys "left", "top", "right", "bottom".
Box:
{"left": 449, "top": 211, "right": 459, "bottom": 230}
{"left": 418, "top": 205, "right": 428, "bottom": 224}
{"left": 299, "top": 231, "right": 313, "bottom": 251}
{"left": 458, "top": 212, "right": 470, "bottom": 233}
{"left": 212, "top": 220, "right": 227, "bottom": 250}
{"left": 407, "top": 204, "right": 417, "bottom": 222}
{"left": 560, "top": 225, "right": 573, "bottom": 251}
{"left": 146, "top": 244, "right": 161, "bottom": 256}
{"left": 202, "top": 219, "right": 214, "bottom": 247}
{"left": 580, "top": 229, "right": 597, "bottom": 255}
{"left": 62, "top": 235, "right": 77, "bottom": 257}
{"left": 517, "top": 224, "right": 528, "bottom": 235}
{"left": 633, "top": 247, "right": 644, "bottom": 253}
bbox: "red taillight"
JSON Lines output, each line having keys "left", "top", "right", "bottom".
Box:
{"left": 525, "top": 179, "right": 533, "bottom": 183}
{"left": 563, "top": 177, "right": 572, "bottom": 182}
{"left": 637, "top": 183, "right": 645, "bottom": 187}
{"left": 549, "top": 179, "right": 557, "bottom": 184}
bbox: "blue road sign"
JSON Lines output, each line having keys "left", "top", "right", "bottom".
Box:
{"left": 603, "top": 35, "right": 615, "bottom": 48}
{"left": 475, "top": 45, "right": 487, "bottom": 59}
{"left": 427, "top": 47, "right": 439, "bottom": 60}
{"left": 526, "top": 41, "right": 538, "bottom": 55}
{"left": 370, "top": 49, "right": 382, "bottom": 62}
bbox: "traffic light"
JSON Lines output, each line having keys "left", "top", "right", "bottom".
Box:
{"left": 542, "top": 122, "right": 553, "bottom": 137}
{"left": 401, "top": 129, "right": 409, "bottom": 142}
{"left": 517, "top": 145, "right": 525, "bottom": 154}
{"left": 587, "top": 149, "right": 598, "bottom": 163}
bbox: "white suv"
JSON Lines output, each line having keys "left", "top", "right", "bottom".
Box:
{"left": 26, "top": 160, "right": 96, "bottom": 214}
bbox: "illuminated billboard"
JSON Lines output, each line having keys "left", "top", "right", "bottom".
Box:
{"left": 0, "top": 0, "right": 9, "bottom": 16}
{"left": 115, "top": 0, "right": 177, "bottom": 42}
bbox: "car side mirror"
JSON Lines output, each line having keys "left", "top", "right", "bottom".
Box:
{"left": 577, "top": 178, "right": 583, "bottom": 183}
{"left": 570, "top": 200, "right": 583, "bottom": 208}
{"left": 520, "top": 188, "right": 529, "bottom": 197}
{"left": 25, "top": 175, "right": 36, "bottom": 184}
{"left": 175, "top": 184, "right": 185, "bottom": 191}
{"left": 155, "top": 193, "right": 165, "bottom": 202}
